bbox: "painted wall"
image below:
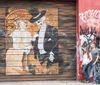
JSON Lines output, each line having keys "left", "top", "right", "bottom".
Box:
{"left": 0, "top": 1, "right": 76, "bottom": 81}
{"left": 77, "top": 0, "right": 100, "bottom": 80}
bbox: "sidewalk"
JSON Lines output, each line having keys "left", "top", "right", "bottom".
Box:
{"left": 0, "top": 81, "right": 98, "bottom": 85}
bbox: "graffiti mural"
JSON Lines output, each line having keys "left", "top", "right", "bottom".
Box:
{"left": 77, "top": 0, "right": 100, "bottom": 83}
{"left": 0, "top": 8, "right": 65, "bottom": 75}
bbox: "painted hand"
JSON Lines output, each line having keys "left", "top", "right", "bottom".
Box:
{"left": 49, "top": 52, "right": 55, "bottom": 62}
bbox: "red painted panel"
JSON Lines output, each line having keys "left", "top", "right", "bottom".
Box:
{"left": 77, "top": 0, "right": 100, "bottom": 80}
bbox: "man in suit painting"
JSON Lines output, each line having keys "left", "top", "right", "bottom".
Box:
{"left": 29, "top": 8, "right": 63, "bottom": 69}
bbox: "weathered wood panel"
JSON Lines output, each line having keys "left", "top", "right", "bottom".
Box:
{"left": 0, "top": 0, "right": 76, "bottom": 81}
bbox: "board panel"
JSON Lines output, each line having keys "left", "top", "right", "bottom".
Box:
{"left": 0, "top": 0, "right": 76, "bottom": 81}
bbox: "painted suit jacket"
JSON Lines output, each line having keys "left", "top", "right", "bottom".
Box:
{"left": 32, "top": 24, "right": 59, "bottom": 62}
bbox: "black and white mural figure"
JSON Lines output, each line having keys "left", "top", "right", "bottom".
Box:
{"left": 79, "top": 26, "right": 98, "bottom": 60}
{"left": 29, "top": 8, "right": 63, "bottom": 69}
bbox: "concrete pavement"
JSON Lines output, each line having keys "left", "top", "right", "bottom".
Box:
{"left": 0, "top": 81, "right": 98, "bottom": 85}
